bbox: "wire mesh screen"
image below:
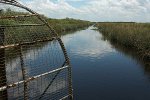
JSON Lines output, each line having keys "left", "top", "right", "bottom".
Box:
{"left": 0, "top": 0, "right": 73, "bottom": 100}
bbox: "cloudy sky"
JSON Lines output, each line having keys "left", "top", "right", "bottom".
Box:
{"left": 20, "top": 0, "right": 150, "bottom": 22}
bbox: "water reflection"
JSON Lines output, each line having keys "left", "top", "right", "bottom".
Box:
{"left": 61, "top": 26, "right": 150, "bottom": 100}
{"left": 2, "top": 26, "right": 150, "bottom": 100}
{"left": 4, "top": 41, "right": 68, "bottom": 99}
{"left": 101, "top": 35, "right": 150, "bottom": 81}
{"left": 62, "top": 26, "right": 115, "bottom": 59}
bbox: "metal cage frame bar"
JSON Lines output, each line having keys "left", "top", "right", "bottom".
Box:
{"left": 0, "top": 0, "right": 73, "bottom": 99}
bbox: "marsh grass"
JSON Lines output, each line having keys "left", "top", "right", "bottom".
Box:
{"left": 0, "top": 9, "right": 91, "bottom": 34}
{"left": 96, "top": 22, "right": 150, "bottom": 60}
{"left": 0, "top": 9, "right": 91, "bottom": 44}
{"left": 48, "top": 18, "right": 91, "bottom": 33}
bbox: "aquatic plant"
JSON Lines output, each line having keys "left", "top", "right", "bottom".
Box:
{"left": 96, "top": 22, "right": 150, "bottom": 60}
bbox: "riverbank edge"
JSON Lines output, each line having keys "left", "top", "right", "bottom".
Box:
{"left": 95, "top": 23, "right": 150, "bottom": 61}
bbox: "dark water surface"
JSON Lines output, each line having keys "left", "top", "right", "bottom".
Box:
{"left": 61, "top": 26, "right": 150, "bottom": 100}
{"left": 5, "top": 26, "right": 150, "bottom": 100}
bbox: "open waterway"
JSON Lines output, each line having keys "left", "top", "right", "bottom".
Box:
{"left": 61, "top": 26, "right": 150, "bottom": 100}
{"left": 4, "top": 26, "right": 150, "bottom": 100}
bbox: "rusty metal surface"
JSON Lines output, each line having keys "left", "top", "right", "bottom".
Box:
{"left": 0, "top": 0, "right": 73, "bottom": 99}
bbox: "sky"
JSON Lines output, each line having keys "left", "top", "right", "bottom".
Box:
{"left": 19, "top": 0, "right": 150, "bottom": 22}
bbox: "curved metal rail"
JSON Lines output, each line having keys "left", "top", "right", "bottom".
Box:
{"left": 0, "top": 0, "right": 73, "bottom": 99}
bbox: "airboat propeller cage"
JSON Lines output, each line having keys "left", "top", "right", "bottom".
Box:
{"left": 0, "top": 0, "right": 73, "bottom": 99}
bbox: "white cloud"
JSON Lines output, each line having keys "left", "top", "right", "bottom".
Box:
{"left": 3, "top": 0, "right": 150, "bottom": 22}
{"left": 79, "top": 0, "right": 150, "bottom": 22}
{"left": 20, "top": 0, "right": 80, "bottom": 19}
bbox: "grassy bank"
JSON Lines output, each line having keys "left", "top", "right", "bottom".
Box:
{"left": 48, "top": 18, "right": 91, "bottom": 34}
{"left": 0, "top": 9, "right": 91, "bottom": 34}
{"left": 0, "top": 9, "right": 91, "bottom": 44}
{"left": 96, "top": 22, "right": 150, "bottom": 60}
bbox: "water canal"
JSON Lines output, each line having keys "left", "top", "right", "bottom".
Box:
{"left": 5, "top": 26, "right": 150, "bottom": 100}
{"left": 61, "top": 26, "right": 150, "bottom": 100}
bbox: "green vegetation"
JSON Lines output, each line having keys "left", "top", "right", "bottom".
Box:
{"left": 0, "top": 9, "right": 91, "bottom": 34}
{"left": 48, "top": 18, "right": 91, "bottom": 34}
{"left": 96, "top": 22, "right": 150, "bottom": 60}
{"left": 0, "top": 9, "right": 91, "bottom": 44}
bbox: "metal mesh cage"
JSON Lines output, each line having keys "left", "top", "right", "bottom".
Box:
{"left": 0, "top": 0, "right": 73, "bottom": 100}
